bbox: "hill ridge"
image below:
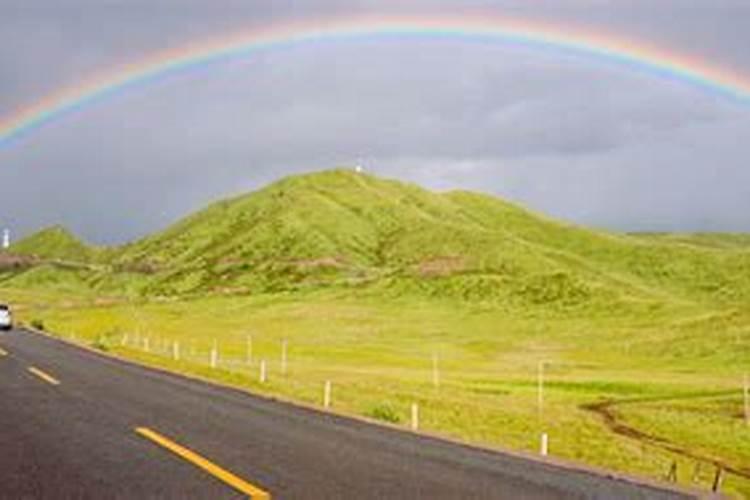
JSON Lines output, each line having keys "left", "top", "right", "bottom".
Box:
{"left": 3, "top": 168, "right": 749, "bottom": 305}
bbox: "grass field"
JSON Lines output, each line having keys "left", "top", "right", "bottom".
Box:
{"left": 5, "top": 286, "right": 748, "bottom": 497}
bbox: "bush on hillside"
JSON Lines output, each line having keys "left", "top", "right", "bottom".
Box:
{"left": 516, "top": 272, "right": 591, "bottom": 305}
{"left": 366, "top": 403, "right": 401, "bottom": 423}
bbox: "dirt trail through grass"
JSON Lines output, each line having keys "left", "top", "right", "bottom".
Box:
{"left": 581, "top": 391, "right": 750, "bottom": 479}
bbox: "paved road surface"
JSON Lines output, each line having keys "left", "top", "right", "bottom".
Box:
{"left": 0, "top": 328, "right": 697, "bottom": 499}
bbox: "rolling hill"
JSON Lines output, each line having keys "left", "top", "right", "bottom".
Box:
{"left": 3, "top": 169, "right": 750, "bottom": 306}
{"left": 10, "top": 225, "right": 101, "bottom": 263}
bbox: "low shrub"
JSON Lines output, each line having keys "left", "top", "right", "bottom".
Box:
{"left": 366, "top": 403, "right": 401, "bottom": 423}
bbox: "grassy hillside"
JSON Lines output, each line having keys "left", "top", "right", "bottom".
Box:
{"left": 4, "top": 169, "right": 750, "bottom": 307}
{"left": 4, "top": 169, "right": 750, "bottom": 496}
{"left": 100, "top": 169, "right": 750, "bottom": 304}
{"left": 10, "top": 225, "right": 101, "bottom": 263}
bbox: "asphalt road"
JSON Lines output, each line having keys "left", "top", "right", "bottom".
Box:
{"left": 0, "top": 328, "right": 697, "bottom": 499}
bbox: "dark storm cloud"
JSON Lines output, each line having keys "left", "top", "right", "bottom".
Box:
{"left": 0, "top": 1, "right": 749, "bottom": 243}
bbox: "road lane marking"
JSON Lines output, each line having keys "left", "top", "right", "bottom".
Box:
{"left": 27, "top": 366, "right": 61, "bottom": 385}
{"left": 135, "top": 427, "right": 270, "bottom": 499}
{"left": 0, "top": 347, "right": 7, "bottom": 356}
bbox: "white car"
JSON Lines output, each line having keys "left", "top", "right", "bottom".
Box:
{"left": 0, "top": 304, "right": 12, "bottom": 330}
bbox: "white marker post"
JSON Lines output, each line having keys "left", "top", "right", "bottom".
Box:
{"left": 144, "top": 337, "right": 150, "bottom": 352}
{"left": 173, "top": 341, "right": 180, "bottom": 361}
{"left": 744, "top": 373, "right": 749, "bottom": 426}
{"left": 411, "top": 403, "right": 419, "bottom": 431}
{"left": 260, "top": 360, "right": 267, "bottom": 383}
{"left": 323, "top": 380, "right": 332, "bottom": 408}
{"left": 281, "top": 339, "right": 288, "bottom": 376}
{"left": 210, "top": 341, "right": 218, "bottom": 369}
{"left": 538, "top": 361, "right": 547, "bottom": 455}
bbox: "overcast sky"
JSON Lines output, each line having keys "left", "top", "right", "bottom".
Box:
{"left": 1, "top": 0, "right": 749, "bottom": 244}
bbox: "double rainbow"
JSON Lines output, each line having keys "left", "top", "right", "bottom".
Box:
{"left": 1, "top": 14, "right": 749, "bottom": 148}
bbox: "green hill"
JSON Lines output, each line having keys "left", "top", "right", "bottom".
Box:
{"left": 106, "top": 169, "right": 749, "bottom": 304}
{"left": 10, "top": 225, "right": 100, "bottom": 263}
{"left": 4, "top": 169, "right": 750, "bottom": 305}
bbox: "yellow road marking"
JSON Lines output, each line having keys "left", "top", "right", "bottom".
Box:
{"left": 27, "top": 366, "right": 61, "bottom": 385}
{"left": 0, "top": 347, "right": 7, "bottom": 356}
{"left": 135, "top": 427, "right": 270, "bottom": 499}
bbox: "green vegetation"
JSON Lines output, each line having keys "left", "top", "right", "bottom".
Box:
{"left": 2, "top": 169, "right": 749, "bottom": 496}
{"left": 10, "top": 225, "right": 102, "bottom": 263}
{"left": 366, "top": 402, "right": 402, "bottom": 424}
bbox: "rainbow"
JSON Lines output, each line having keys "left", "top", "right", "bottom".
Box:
{"left": 2, "top": 14, "right": 749, "bottom": 148}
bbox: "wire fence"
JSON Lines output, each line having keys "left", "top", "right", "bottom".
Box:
{"left": 50, "top": 327, "right": 750, "bottom": 497}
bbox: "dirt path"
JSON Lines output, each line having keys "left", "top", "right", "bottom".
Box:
{"left": 580, "top": 391, "right": 750, "bottom": 480}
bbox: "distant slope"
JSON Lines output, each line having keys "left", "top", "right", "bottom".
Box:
{"left": 4, "top": 169, "right": 750, "bottom": 305}
{"left": 107, "top": 169, "right": 750, "bottom": 303}
{"left": 632, "top": 233, "right": 750, "bottom": 250}
{"left": 10, "top": 226, "right": 100, "bottom": 263}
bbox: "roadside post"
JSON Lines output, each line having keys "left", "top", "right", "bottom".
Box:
{"left": 411, "top": 403, "right": 419, "bottom": 431}
{"left": 712, "top": 466, "right": 724, "bottom": 493}
{"left": 210, "top": 341, "right": 218, "bottom": 369}
{"left": 260, "top": 360, "right": 267, "bottom": 383}
{"left": 744, "top": 373, "right": 749, "bottom": 426}
{"left": 538, "top": 361, "right": 547, "bottom": 456}
{"left": 323, "top": 380, "right": 331, "bottom": 408}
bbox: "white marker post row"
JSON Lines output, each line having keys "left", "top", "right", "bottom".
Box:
{"left": 116, "top": 335, "right": 560, "bottom": 454}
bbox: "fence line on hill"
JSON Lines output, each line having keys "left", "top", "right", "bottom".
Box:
{"left": 54, "top": 327, "right": 745, "bottom": 496}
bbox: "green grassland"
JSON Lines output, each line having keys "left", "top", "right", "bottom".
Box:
{"left": 2, "top": 169, "right": 750, "bottom": 496}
